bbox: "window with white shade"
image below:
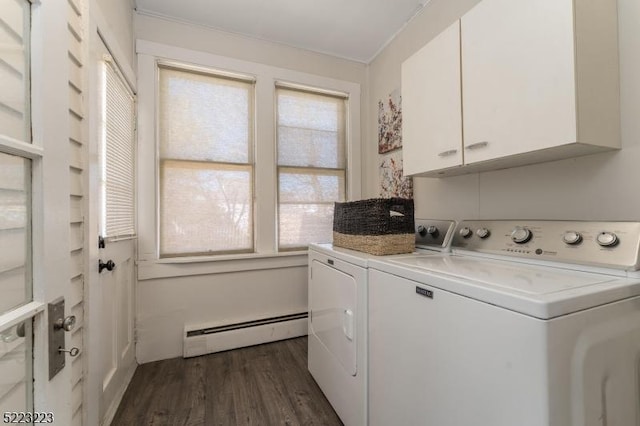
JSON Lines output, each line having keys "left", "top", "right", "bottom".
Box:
{"left": 277, "top": 86, "right": 347, "bottom": 250}
{"left": 101, "top": 56, "right": 136, "bottom": 239}
{"left": 158, "top": 64, "right": 255, "bottom": 257}
{"left": 137, "top": 44, "right": 361, "bottom": 266}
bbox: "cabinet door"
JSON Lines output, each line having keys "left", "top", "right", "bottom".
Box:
{"left": 402, "top": 20, "right": 462, "bottom": 176}
{"left": 461, "top": 0, "right": 577, "bottom": 164}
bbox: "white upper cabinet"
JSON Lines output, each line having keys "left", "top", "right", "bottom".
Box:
{"left": 462, "top": 0, "right": 577, "bottom": 164}
{"left": 402, "top": 0, "right": 620, "bottom": 177}
{"left": 402, "top": 21, "right": 462, "bottom": 176}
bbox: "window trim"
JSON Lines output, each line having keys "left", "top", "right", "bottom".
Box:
{"left": 136, "top": 40, "right": 361, "bottom": 275}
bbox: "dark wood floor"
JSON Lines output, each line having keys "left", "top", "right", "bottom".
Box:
{"left": 111, "top": 336, "right": 343, "bottom": 426}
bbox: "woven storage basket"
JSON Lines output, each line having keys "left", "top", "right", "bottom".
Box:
{"left": 332, "top": 198, "right": 415, "bottom": 255}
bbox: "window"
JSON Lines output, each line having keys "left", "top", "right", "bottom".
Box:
{"left": 158, "top": 64, "right": 255, "bottom": 257}
{"left": 137, "top": 42, "right": 360, "bottom": 267}
{"left": 0, "top": 0, "right": 35, "bottom": 415}
{"left": 276, "top": 85, "right": 347, "bottom": 250}
{"left": 101, "top": 55, "right": 136, "bottom": 239}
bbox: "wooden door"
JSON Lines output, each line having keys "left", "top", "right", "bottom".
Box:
{"left": 89, "top": 36, "right": 137, "bottom": 424}
{"left": 1, "top": 0, "right": 74, "bottom": 423}
{"left": 98, "top": 237, "right": 136, "bottom": 421}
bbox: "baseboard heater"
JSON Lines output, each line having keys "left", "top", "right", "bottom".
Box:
{"left": 183, "top": 312, "right": 308, "bottom": 358}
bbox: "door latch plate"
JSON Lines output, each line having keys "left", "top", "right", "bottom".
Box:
{"left": 48, "top": 299, "right": 66, "bottom": 380}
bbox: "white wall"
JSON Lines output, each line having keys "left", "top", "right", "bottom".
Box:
{"left": 366, "top": 0, "right": 640, "bottom": 222}
{"left": 132, "top": 0, "right": 640, "bottom": 362}
{"left": 136, "top": 267, "right": 308, "bottom": 362}
{"left": 134, "top": 13, "right": 366, "bottom": 84}
{"left": 95, "top": 0, "right": 134, "bottom": 66}
{"left": 134, "top": 13, "right": 367, "bottom": 363}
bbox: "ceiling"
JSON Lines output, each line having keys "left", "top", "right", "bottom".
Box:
{"left": 134, "top": 0, "right": 430, "bottom": 63}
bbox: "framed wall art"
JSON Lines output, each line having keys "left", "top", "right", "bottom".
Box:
{"left": 378, "top": 89, "right": 412, "bottom": 198}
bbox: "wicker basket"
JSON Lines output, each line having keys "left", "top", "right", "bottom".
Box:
{"left": 332, "top": 198, "right": 415, "bottom": 255}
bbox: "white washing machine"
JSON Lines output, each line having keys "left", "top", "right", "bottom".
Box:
{"left": 308, "top": 219, "right": 456, "bottom": 426}
{"left": 368, "top": 220, "right": 640, "bottom": 426}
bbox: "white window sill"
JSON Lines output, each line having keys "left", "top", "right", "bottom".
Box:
{"left": 137, "top": 251, "right": 309, "bottom": 280}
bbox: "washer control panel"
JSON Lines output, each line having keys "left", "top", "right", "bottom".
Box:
{"left": 415, "top": 219, "right": 456, "bottom": 250}
{"left": 451, "top": 220, "right": 640, "bottom": 270}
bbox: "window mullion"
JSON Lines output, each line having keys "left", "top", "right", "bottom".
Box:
{"left": 0, "top": 136, "right": 44, "bottom": 159}
{"left": 253, "top": 76, "right": 277, "bottom": 254}
{"left": 0, "top": 301, "right": 45, "bottom": 334}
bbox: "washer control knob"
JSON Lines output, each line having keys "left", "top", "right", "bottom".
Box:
{"left": 459, "top": 227, "right": 473, "bottom": 239}
{"left": 562, "top": 231, "right": 582, "bottom": 245}
{"left": 425, "top": 225, "right": 439, "bottom": 237}
{"left": 476, "top": 228, "right": 490, "bottom": 239}
{"left": 417, "top": 225, "right": 427, "bottom": 236}
{"left": 596, "top": 232, "right": 619, "bottom": 247}
{"left": 511, "top": 227, "right": 532, "bottom": 244}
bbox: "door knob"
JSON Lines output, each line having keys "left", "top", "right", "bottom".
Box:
{"left": 99, "top": 259, "right": 115, "bottom": 273}
{"left": 54, "top": 315, "right": 76, "bottom": 332}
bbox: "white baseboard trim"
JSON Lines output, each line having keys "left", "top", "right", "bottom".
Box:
{"left": 103, "top": 362, "right": 138, "bottom": 426}
{"left": 184, "top": 313, "right": 308, "bottom": 358}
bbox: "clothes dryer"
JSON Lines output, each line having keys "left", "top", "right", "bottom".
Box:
{"left": 308, "top": 219, "right": 455, "bottom": 426}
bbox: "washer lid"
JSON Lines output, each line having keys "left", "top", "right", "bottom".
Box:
{"left": 376, "top": 255, "right": 640, "bottom": 319}
{"left": 391, "top": 255, "right": 614, "bottom": 294}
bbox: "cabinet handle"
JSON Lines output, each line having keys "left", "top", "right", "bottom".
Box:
{"left": 438, "top": 149, "right": 458, "bottom": 157}
{"left": 465, "top": 141, "right": 489, "bottom": 150}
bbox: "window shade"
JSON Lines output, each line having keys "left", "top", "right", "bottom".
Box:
{"left": 102, "top": 58, "right": 136, "bottom": 238}
{"left": 277, "top": 87, "right": 346, "bottom": 168}
{"left": 276, "top": 86, "right": 347, "bottom": 250}
{"left": 158, "top": 65, "right": 255, "bottom": 257}
{"left": 159, "top": 65, "right": 253, "bottom": 163}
